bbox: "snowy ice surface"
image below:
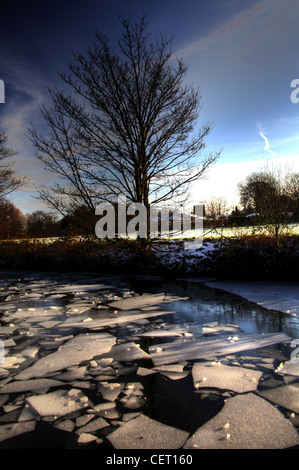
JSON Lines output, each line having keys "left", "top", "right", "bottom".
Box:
{"left": 107, "top": 413, "right": 189, "bottom": 449}
{"left": 259, "top": 382, "right": 299, "bottom": 414}
{"left": 14, "top": 333, "right": 116, "bottom": 380}
{"left": 205, "top": 280, "right": 299, "bottom": 316}
{"left": 0, "top": 272, "right": 298, "bottom": 449}
{"left": 26, "top": 388, "right": 93, "bottom": 417}
{"left": 192, "top": 361, "right": 263, "bottom": 393}
{"left": 149, "top": 332, "right": 291, "bottom": 366}
{"left": 184, "top": 393, "right": 299, "bottom": 449}
{"left": 108, "top": 293, "right": 188, "bottom": 310}
{"left": 0, "top": 421, "right": 36, "bottom": 444}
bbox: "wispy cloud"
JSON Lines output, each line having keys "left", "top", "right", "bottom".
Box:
{"left": 256, "top": 122, "right": 276, "bottom": 157}
{"left": 0, "top": 49, "right": 52, "bottom": 184}
{"left": 174, "top": 1, "right": 264, "bottom": 58}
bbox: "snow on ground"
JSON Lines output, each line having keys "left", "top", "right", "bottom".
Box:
{"left": 153, "top": 240, "right": 217, "bottom": 272}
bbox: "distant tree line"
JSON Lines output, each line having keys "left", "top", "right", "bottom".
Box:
{"left": 0, "top": 202, "right": 100, "bottom": 240}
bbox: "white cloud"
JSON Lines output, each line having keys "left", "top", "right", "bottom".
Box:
{"left": 190, "top": 153, "right": 299, "bottom": 207}
{"left": 258, "top": 131, "right": 276, "bottom": 157}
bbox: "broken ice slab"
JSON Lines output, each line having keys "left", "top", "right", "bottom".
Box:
{"left": 0, "top": 326, "right": 18, "bottom": 336}
{"left": 54, "top": 366, "right": 88, "bottom": 382}
{"left": 149, "top": 332, "right": 292, "bottom": 366}
{"left": 108, "top": 293, "right": 188, "bottom": 311}
{"left": 75, "top": 416, "right": 108, "bottom": 434}
{"left": 184, "top": 392, "right": 299, "bottom": 449}
{"left": 202, "top": 322, "right": 242, "bottom": 335}
{"left": 65, "top": 303, "right": 95, "bottom": 315}
{"left": 14, "top": 333, "right": 116, "bottom": 381}
{"left": 92, "top": 401, "right": 121, "bottom": 419}
{"left": 153, "top": 364, "right": 189, "bottom": 381}
{"left": 275, "top": 360, "right": 299, "bottom": 377}
{"left": 36, "top": 320, "right": 63, "bottom": 329}
{"left": 0, "top": 421, "right": 36, "bottom": 444}
{"left": 49, "top": 283, "right": 112, "bottom": 294}
{"left": 0, "top": 378, "right": 65, "bottom": 394}
{"left": 107, "top": 413, "right": 189, "bottom": 449}
{"left": 98, "top": 382, "right": 125, "bottom": 401}
{"left": 54, "top": 419, "right": 75, "bottom": 433}
{"left": 119, "top": 395, "right": 145, "bottom": 409}
{"left": 136, "top": 367, "right": 157, "bottom": 377}
{"left": 106, "top": 342, "right": 151, "bottom": 362}
{"left": 192, "top": 362, "right": 263, "bottom": 393}
{"left": 57, "top": 309, "right": 176, "bottom": 330}
{"left": 77, "top": 433, "right": 98, "bottom": 444}
{"left": 259, "top": 382, "right": 299, "bottom": 413}
{"left": 138, "top": 328, "right": 184, "bottom": 338}
{"left": 6, "top": 307, "right": 65, "bottom": 320}
{"left": 205, "top": 280, "right": 299, "bottom": 316}
{"left": 26, "top": 389, "right": 93, "bottom": 417}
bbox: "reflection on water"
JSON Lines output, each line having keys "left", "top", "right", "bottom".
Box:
{"left": 130, "top": 278, "right": 299, "bottom": 340}
{"left": 1, "top": 270, "right": 298, "bottom": 341}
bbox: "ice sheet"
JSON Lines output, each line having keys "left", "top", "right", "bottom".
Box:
{"left": 184, "top": 393, "right": 299, "bottom": 449}
{"left": 0, "top": 421, "right": 36, "bottom": 444}
{"left": 108, "top": 293, "right": 188, "bottom": 310}
{"left": 149, "top": 332, "right": 291, "bottom": 366}
{"left": 205, "top": 280, "right": 299, "bottom": 316}
{"left": 57, "top": 310, "right": 176, "bottom": 329}
{"left": 26, "top": 388, "right": 93, "bottom": 417}
{"left": 107, "top": 413, "right": 189, "bottom": 449}
{"left": 259, "top": 382, "right": 299, "bottom": 413}
{"left": 0, "top": 378, "right": 65, "bottom": 394}
{"left": 14, "top": 333, "right": 116, "bottom": 380}
{"left": 192, "top": 361, "right": 263, "bottom": 393}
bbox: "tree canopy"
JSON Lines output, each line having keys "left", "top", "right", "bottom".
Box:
{"left": 28, "top": 15, "right": 220, "bottom": 223}
{"left": 0, "top": 128, "right": 26, "bottom": 198}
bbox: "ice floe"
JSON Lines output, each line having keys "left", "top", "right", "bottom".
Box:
{"left": 184, "top": 393, "right": 299, "bottom": 449}
{"left": 25, "top": 388, "right": 93, "bottom": 417}
{"left": 14, "top": 333, "right": 116, "bottom": 380}
{"left": 192, "top": 361, "right": 263, "bottom": 393}
{"left": 149, "top": 332, "right": 291, "bottom": 366}
{"left": 108, "top": 293, "right": 188, "bottom": 310}
{"left": 0, "top": 378, "right": 64, "bottom": 394}
{"left": 107, "top": 413, "right": 189, "bottom": 449}
{"left": 0, "top": 421, "right": 36, "bottom": 444}
{"left": 259, "top": 382, "right": 299, "bottom": 414}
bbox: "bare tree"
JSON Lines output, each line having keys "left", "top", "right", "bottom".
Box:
{"left": 205, "top": 196, "right": 230, "bottom": 220}
{"left": 0, "top": 129, "right": 26, "bottom": 198}
{"left": 238, "top": 167, "right": 293, "bottom": 246}
{"left": 26, "top": 210, "right": 61, "bottom": 238}
{"left": 28, "top": 15, "right": 220, "bottom": 236}
{"left": 0, "top": 198, "right": 26, "bottom": 239}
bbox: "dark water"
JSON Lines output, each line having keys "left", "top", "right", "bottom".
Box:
{"left": 129, "top": 277, "right": 299, "bottom": 340}
{"left": 1, "top": 269, "right": 298, "bottom": 339}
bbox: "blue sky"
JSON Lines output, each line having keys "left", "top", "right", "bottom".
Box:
{"left": 1, "top": 0, "right": 299, "bottom": 212}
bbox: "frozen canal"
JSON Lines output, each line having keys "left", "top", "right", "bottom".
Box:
{"left": 0, "top": 269, "right": 299, "bottom": 449}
